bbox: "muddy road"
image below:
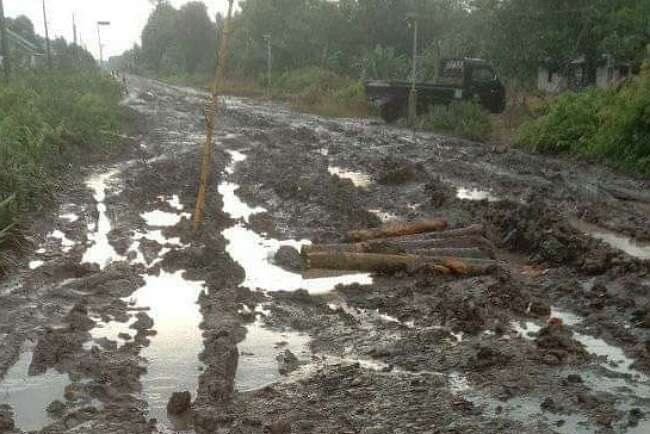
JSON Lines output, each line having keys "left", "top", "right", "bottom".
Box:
{"left": 1, "top": 75, "right": 650, "bottom": 434}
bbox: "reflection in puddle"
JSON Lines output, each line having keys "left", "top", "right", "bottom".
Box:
{"left": 0, "top": 349, "right": 69, "bottom": 432}
{"left": 572, "top": 220, "right": 650, "bottom": 260}
{"left": 83, "top": 170, "right": 123, "bottom": 268}
{"left": 236, "top": 315, "right": 310, "bottom": 392}
{"left": 456, "top": 187, "right": 499, "bottom": 202}
{"left": 224, "top": 225, "right": 372, "bottom": 294}
{"left": 328, "top": 166, "right": 372, "bottom": 188}
{"left": 129, "top": 270, "right": 206, "bottom": 429}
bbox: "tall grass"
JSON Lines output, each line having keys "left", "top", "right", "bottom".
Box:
{"left": 0, "top": 69, "right": 124, "bottom": 249}
{"left": 517, "top": 65, "right": 650, "bottom": 176}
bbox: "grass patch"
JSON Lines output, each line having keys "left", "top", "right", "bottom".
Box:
{"left": 417, "top": 100, "right": 493, "bottom": 141}
{"left": 517, "top": 66, "right": 650, "bottom": 176}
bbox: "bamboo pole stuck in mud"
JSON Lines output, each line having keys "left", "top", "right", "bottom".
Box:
{"left": 191, "top": 0, "right": 234, "bottom": 234}
{"left": 346, "top": 219, "right": 448, "bottom": 242}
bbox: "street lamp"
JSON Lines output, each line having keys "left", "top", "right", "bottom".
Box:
{"left": 97, "top": 20, "right": 111, "bottom": 67}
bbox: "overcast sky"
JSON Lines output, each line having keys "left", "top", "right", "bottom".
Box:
{"left": 4, "top": 1, "right": 234, "bottom": 59}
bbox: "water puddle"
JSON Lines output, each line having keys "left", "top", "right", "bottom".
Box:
{"left": 225, "top": 150, "right": 247, "bottom": 175}
{"left": 60, "top": 212, "right": 79, "bottom": 223}
{"left": 369, "top": 209, "right": 398, "bottom": 223}
{"left": 328, "top": 166, "right": 372, "bottom": 188}
{"left": 83, "top": 170, "right": 124, "bottom": 268}
{"left": 218, "top": 182, "right": 266, "bottom": 222}
{"left": 141, "top": 210, "right": 190, "bottom": 227}
{"left": 0, "top": 347, "right": 69, "bottom": 432}
{"left": 47, "top": 230, "right": 75, "bottom": 253}
{"left": 161, "top": 195, "right": 184, "bottom": 211}
{"left": 224, "top": 225, "right": 372, "bottom": 294}
{"left": 235, "top": 314, "right": 310, "bottom": 392}
{"left": 29, "top": 260, "right": 44, "bottom": 270}
{"left": 128, "top": 270, "right": 206, "bottom": 429}
{"left": 456, "top": 187, "right": 500, "bottom": 202}
{"left": 572, "top": 220, "right": 650, "bottom": 260}
{"left": 85, "top": 317, "right": 136, "bottom": 350}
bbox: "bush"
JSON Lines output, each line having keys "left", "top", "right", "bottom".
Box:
{"left": 517, "top": 70, "right": 650, "bottom": 175}
{"left": 418, "top": 100, "right": 493, "bottom": 141}
{"left": 273, "top": 67, "right": 369, "bottom": 118}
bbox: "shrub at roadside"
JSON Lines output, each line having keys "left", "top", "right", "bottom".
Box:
{"left": 273, "top": 67, "right": 370, "bottom": 118}
{"left": 517, "top": 67, "right": 650, "bottom": 176}
{"left": 0, "top": 70, "right": 125, "bottom": 251}
{"left": 418, "top": 100, "right": 493, "bottom": 141}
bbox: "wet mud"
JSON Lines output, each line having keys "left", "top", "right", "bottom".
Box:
{"left": 0, "top": 75, "right": 649, "bottom": 433}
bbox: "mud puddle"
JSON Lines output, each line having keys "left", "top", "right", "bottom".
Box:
{"left": 235, "top": 307, "right": 310, "bottom": 392}
{"left": 511, "top": 307, "right": 650, "bottom": 432}
{"left": 83, "top": 170, "right": 124, "bottom": 268}
{"left": 129, "top": 270, "right": 206, "bottom": 429}
{"left": 456, "top": 186, "right": 500, "bottom": 202}
{"left": 0, "top": 344, "right": 70, "bottom": 432}
{"left": 572, "top": 220, "right": 650, "bottom": 260}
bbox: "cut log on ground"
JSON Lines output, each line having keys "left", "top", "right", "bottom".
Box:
{"left": 303, "top": 231, "right": 494, "bottom": 257}
{"left": 304, "top": 252, "right": 496, "bottom": 276}
{"left": 346, "top": 219, "right": 448, "bottom": 242}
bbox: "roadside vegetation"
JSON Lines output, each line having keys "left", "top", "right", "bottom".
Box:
{"left": 517, "top": 65, "right": 650, "bottom": 176}
{"left": 0, "top": 17, "right": 126, "bottom": 270}
{"left": 417, "top": 100, "right": 493, "bottom": 142}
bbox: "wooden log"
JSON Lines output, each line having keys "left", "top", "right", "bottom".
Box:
{"left": 382, "top": 224, "right": 485, "bottom": 242}
{"left": 304, "top": 252, "right": 496, "bottom": 275}
{"left": 302, "top": 234, "right": 494, "bottom": 256}
{"left": 346, "top": 219, "right": 448, "bottom": 242}
{"left": 410, "top": 247, "right": 489, "bottom": 259}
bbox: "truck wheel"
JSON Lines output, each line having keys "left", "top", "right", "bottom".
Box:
{"left": 380, "top": 102, "right": 402, "bottom": 123}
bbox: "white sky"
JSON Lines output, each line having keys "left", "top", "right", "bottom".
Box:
{"left": 4, "top": 0, "right": 234, "bottom": 60}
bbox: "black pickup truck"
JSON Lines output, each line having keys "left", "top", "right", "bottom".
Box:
{"left": 365, "top": 58, "right": 506, "bottom": 122}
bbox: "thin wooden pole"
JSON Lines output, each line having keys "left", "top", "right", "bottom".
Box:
{"left": 0, "top": 0, "right": 10, "bottom": 81}
{"left": 191, "top": 0, "right": 234, "bottom": 233}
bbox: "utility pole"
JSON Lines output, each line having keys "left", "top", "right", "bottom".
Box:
{"left": 97, "top": 21, "right": 110, "bottom": 68}
{"left": 72, "top": 14, "right": 78, "bottom": 61}
{"left": 0, "top": 0, "right": 10, "bottom": 82}
{"left": 192, "top": 0, "right": 235, "bottom": 233}
{"left": 407, "top": 13, "right": 418, "bottom": 128}
{"left": 42, "top": 0, "right": 52, "bottom": 69}
{"left": 263, "top": 34, "right": 272, "bottom": 93}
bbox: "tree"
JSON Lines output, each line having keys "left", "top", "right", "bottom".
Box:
{"left": 177, "top": 2, "right": 217, "bottom": 74}
{"left": 141, "top": 1, "right": 179, "bottom": 73}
